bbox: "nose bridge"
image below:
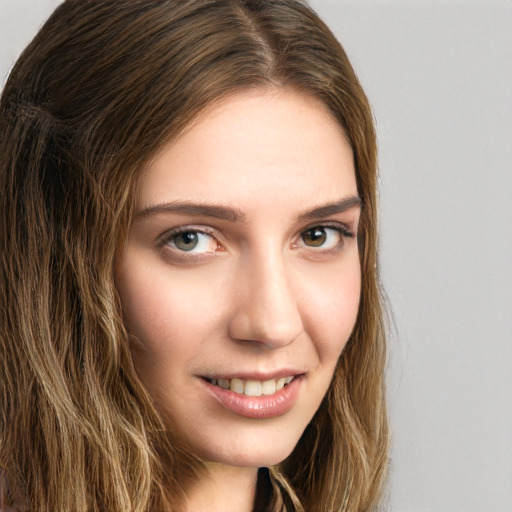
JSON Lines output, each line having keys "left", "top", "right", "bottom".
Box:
{"left": 228, "top": 245, "right": 304, "bottom": 348}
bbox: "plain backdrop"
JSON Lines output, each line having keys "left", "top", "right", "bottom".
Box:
{"left": 1, "top": 1, "right": 511, "bottom": 511}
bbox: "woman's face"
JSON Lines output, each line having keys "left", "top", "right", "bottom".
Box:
{"left": 116, "top": 89, "right": 361, "bottom": 467}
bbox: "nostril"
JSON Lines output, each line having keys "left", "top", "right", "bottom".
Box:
{"left": 227, "top": 258, "right": 304, "bottom": 347}
{"left": 228, "top": 310, "right": 303, "bottom": 349}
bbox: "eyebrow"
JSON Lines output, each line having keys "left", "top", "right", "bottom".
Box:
{"left": 297, "top": 195, "right": 362, "bottom": 222}
{"left": 136, "top": 201, "right": 246, "bottom": 222}
{"left": 136, "top": 195, "right": 361, "bottom": 223}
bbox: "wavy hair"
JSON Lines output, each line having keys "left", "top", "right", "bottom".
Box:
{"left": 0, "top": 1, "right": 388, "bottom": 510}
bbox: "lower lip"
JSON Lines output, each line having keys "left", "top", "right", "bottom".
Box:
{"left": 202, "top": 376, "right": 303, "bottom": 419}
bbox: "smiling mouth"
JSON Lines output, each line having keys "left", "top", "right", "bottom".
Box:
{"left": 206, "top": 376, "right": 295, "bottom": 397}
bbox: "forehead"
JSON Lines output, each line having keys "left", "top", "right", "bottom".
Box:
{"left": 137, "top": 89, "right": 356, "bottom": 213}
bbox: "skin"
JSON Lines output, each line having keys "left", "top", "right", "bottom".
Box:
{"left": 116, "top": 88, "right": 361, "bottom": 511}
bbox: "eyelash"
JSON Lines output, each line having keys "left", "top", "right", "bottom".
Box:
{"left": 158, "top": 222, "right": 354, "bottom": 261}
{"left": 296, "top": 223, "right": 354, "bottom": 253}
{"left": 159, "top": 226, "right": 221, "bottom": 257}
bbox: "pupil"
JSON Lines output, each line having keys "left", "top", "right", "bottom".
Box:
{"left": 303, "top": 227, "right": 326, "bottom": 247}
{"left": 175, "top": 232, "right": 198, "bottom": 251}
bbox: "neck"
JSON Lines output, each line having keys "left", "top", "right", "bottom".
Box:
{"left": 183, "top": 463, "right": 259, "bottom": 512}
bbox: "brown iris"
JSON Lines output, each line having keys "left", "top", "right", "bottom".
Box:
{"left": 301, "top": 227, "right": 327, "bottom": 247}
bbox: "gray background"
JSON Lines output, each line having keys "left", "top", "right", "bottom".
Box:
{"left": 1, "top": 1, "right": 511, "bottom": 510}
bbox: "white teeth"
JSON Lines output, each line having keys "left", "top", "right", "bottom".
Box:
{"left": 210, "top": 376, "right": 295, "bottom": 396}
{"left": 261, "top": 379, "right": 277, "bottom": 396}
{"left": 244, "top": 380, "right": 262, "bottom": 397}
{"left": 217, "top": 378, "right": 230, "bottom": 389}
{"left": 230, "top": 378, "right": 245, "bottom": 394}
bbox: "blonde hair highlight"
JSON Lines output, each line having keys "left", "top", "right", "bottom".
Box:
{"left": 0, "top": 1, "right": 388, "bottom": 510}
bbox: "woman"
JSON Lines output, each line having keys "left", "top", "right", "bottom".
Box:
{"left": 0, "top": 1, "right": 388, "bottom": 510}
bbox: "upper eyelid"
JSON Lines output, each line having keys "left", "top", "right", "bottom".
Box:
{"left": 303, "top": 210, "right": 360, "bottom": 224}
{"left": 300, "top": 220, "right": 354, "bottom": 234}
{"left": 158, "top": 225, "right": 224, "bottom": 244}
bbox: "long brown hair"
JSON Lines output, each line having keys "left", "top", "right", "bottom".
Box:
{"left": 0, "top": 1, "right": 388, "bottom": 510}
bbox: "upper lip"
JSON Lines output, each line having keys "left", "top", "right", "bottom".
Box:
{"left": 200, "top": 369, "right": 305, "bottom": 381}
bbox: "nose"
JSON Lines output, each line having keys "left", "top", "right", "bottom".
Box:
{"left": 227, "top": 250, "right": 304, "bottom": 349}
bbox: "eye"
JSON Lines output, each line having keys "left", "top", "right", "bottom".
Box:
{"left": 299, "top": 225, "right": 351, "bottom": 251}
{"left": 162, "top": 228, "right": 219, "bottom": 254}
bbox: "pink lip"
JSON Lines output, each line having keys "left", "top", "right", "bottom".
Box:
{"left": 202, "top": 375, "right": 303, "bottom": 419}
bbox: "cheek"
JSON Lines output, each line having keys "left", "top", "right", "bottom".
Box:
{"left": 301, "top": 258, "right": 361, "bottom": 363}
{"left": 115, "top": 259, "right": 216, "bottom": 375}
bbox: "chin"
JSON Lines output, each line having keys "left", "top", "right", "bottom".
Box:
{"left": 209, "top": 442, "right": 298, "bottom": 468}
{"left": 187, "top": 420, "right": 306, "bottom": 469}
